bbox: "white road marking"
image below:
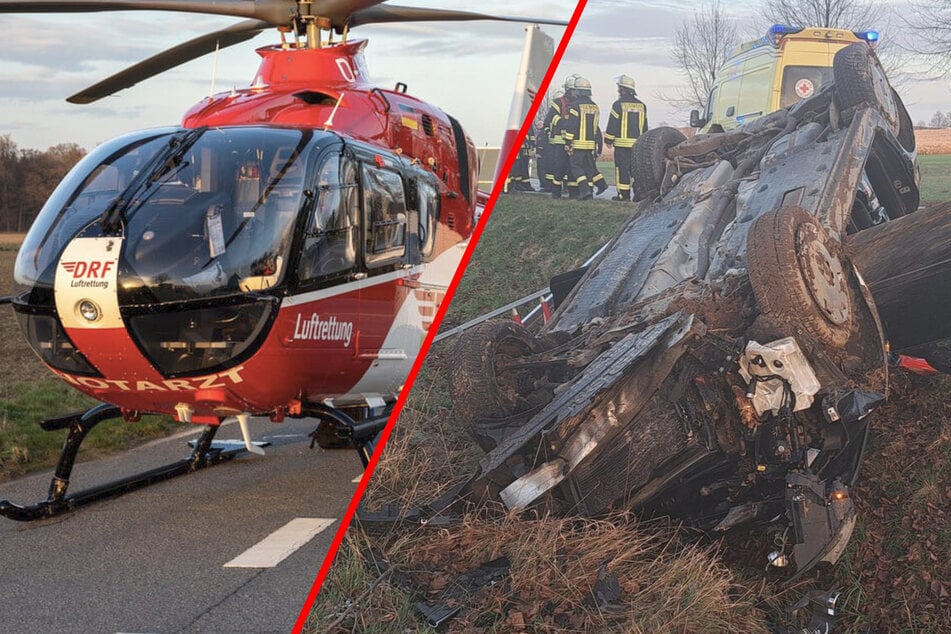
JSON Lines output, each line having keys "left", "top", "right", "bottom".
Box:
{"left": 352, "top": 474, "right": 362, "bottom": 483}
{"left": 224, "top": 518, "right": 336, "bottom": 568}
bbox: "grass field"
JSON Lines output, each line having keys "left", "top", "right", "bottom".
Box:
{"left": 0, "top": 246, "right": 176, "bottom": 482}
{"left": 919, "top": 155, "right": 951, "bottom": 203}
{"left": 311, "top": 158, "right": 951, "bottom": 631}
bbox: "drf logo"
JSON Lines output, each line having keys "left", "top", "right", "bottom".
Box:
{"left": 61, "top": 261, "right": 115, "bottom": 279}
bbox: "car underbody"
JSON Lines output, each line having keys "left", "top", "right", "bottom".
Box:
{"left": 445, "top": 43, "right": 948, "bottom": 578}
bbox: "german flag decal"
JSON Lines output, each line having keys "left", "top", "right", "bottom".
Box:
{"left": 398, "top": 104, "right": 418, "bottom": 130}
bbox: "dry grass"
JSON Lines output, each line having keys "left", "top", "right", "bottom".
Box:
{"left": 312, "top": 512, "right": 771, "bottom": 633}
{"left": 361, "top": 351, "right": 483, "bottom": 512}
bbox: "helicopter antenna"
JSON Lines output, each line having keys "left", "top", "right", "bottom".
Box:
{"left": 209, "top": 39, "right": 220, "bottom": 98}
{"left": 324, "top": 94, "right": 344, "bottom": 129}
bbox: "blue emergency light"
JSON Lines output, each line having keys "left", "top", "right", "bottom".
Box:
{"left": 853, "top": 30, "right": 880, "bottom": 44}
{"left": 768, "top": 24, "right": 804, "bottom": 45}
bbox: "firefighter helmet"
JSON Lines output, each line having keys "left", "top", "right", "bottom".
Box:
{"left": 573, "top": 76, "right": 592, "bottom": 94}
{"left": 617, "top": 75, "right": 637, "bottom": 94}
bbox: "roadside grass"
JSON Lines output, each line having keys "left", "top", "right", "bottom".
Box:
{"left": 0, "top": 377, "right": 177, "bottom": 481}
{"left": 311, "top": 513, "right": 771, "bottom": 633}
{"left": 918, "top": 155, "right": 951, "bottom": 204}
{"left": 0, "top": 239, "right": 177, "bottom": 481}
{"left": 596, "top": 160, "right": 616, "bottom": 185}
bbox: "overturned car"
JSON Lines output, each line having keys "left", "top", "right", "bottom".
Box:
{"left": 449, "top": 43, "right": 938, "bottom": 577}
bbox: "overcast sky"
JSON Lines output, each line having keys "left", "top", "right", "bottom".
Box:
{"left": 0, "top": 1, "right": 947, "bottom": 152}
{"left": 0, "top": 1, "right": 575, "bottom": 151}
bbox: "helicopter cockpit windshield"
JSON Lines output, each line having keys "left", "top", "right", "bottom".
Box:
{"left": 13, "top": 126, "right": 354, "bottom": 377}
{"left": 120, "top": 127, "right": 313, "bottom": 302}
{"left": 15, "top": 126, "right": 337, "bottom": 303}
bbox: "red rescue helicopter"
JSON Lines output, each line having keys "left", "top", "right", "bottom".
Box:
{"left": 0, "top": 0, "right": 566, "bottom": 520}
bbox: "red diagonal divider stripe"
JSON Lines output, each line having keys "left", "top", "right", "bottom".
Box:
{"left": 291, "top": 3, "right": 589, "bottom": 629}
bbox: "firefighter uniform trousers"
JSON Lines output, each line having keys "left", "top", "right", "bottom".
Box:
{"left": 604, "top": 96, "right": 647, "bottom": 200}
{"left": 508, "top": 128, "right": 535, "bottom": 191}
{"left": 535, "top": 129, "right": 552, "bottom": 192}
{"left": 563, "top": 96, "right": 607, "bottom": 199}
{"left": 543, "top": 99, "right": 570, "bottom": 197}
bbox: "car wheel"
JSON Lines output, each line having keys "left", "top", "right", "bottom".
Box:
{"left": 747, "top": 206, "right": 853, "bottom": 348}
{"left": 632, "top": 126, "right": 687, "bottom": 201}
{"left": 833, "top": 43, "right": 900, "bottom": 136}
{"left": 449, "top": 319, "right": 546, "bottom": 451}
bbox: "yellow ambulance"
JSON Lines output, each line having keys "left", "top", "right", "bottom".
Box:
{"left": 690, "top": 25, "right": 880, "bottom": 132}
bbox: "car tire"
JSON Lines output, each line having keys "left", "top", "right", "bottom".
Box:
{"left": 833, "top": 43, "right": 900, "bottom": 136}
{"left": 892, "top": 88, "right": 916, "bottom": 154}
{"left": 632, "top": 126, "right": 687, "bottom": 201}
{"left": 747, "top": 206, "right": 853, "bottom": 348}
{"left": 449, "top": 319, "right": 544, "bottom": 451}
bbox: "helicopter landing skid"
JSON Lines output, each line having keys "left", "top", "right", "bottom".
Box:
{"left": 304, "top": 403, "right": 390, "bottom": 468}
{"left": 0, "top": 403, "right": 243, "bottom": 522}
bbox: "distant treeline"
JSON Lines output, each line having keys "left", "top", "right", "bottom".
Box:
{"left": 0, "top": 135, "right": 86, "bottom": 233}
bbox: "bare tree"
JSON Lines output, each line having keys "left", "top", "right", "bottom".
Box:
{"left": 761, "top": 0, "right": 880, "bottom": 29}
{"left": 669, "top": 1, "right": 740, "bottom": 114}
{"left": 905, "top": 0, "right": 951, "bottom": 74}
{"left": 928, "top": 110, "right": 951, "bottom": 128}
{"left": 759, "top": 0, "right": 906, "bottom": 85}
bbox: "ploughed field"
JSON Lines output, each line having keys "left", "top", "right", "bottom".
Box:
{"left": 914, "top": 128, "right": 951, "bottom": 154}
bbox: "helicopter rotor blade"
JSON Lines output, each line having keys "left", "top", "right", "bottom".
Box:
{"left": 0, "top": 0, "right": 388, "bottom": 28}
{"left": 348, "top": 5, "right": 569, "bottom": 29}
{"left": 0, "top": 0, "right": 567, "bottom": 102}
{"left": 67, "top": 18, "right": 270, "bottom": 104}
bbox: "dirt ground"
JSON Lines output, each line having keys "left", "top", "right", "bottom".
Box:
{"left": 913, "top": 128, "right": 951, "bottom": 154}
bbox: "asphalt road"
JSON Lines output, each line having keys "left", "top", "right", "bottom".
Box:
{"left": 0, "top": 418, "right": 362, "bottom": 633}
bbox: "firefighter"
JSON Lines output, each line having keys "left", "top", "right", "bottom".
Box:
{"left": 604, "top": 75, "right": 648, "bottom": 201}
{"left": 543, "top": 80, "right": 574, "bottom": 199}
{"left": 562, "top": 76, "right": 608, "bottom": 200}
{"left": 533, "top": 119, "right": 551, "bottom": 192}
{"left": 507, "top": 125, "right": 536, "bottom": 192}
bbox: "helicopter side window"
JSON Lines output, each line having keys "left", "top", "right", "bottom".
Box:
{"left": 298, "top": 154, "right": 359, "bottom": 281}
{"left": 362, "top": 164, "right": 407, "bottom": 267}
{"left": 418, "top": 179, "right": 439, "bottom": 261}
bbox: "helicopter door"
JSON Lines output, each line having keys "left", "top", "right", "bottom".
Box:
{"left": 355, "top": 161, "right": 415, "bottom": 390}
{"left": 297, "top": 153, "right": 360, "bottom": 283}
{"left": 361, "top": 163, "right": 408, "bottom": 269}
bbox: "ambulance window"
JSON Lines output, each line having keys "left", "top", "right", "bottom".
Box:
{"left": 298, "top": 154, "right": 359, "bottom": 281}
{"left": 362, "top": 164, "right": 407, "bottom": 266}
{"left": 716, "top": 75, "right": 742, "bottom": 123}
{"left": 418, "top": 179, "right": 438, "bottom": 260}
{"left": 735, "top": 64, "right": 772, "bottom": 121}
{"left": 780, "top": 66, "right": 832, "bottom": 109}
